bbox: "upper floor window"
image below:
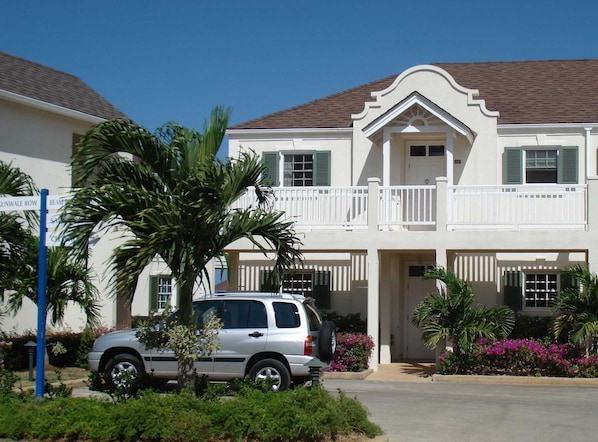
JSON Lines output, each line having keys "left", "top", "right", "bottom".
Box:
{"left": 503, "top": 146, "right": 578, "bottom": 185}
{"left": 284, "top": 154, "right": 313, "bottom": 186}
{"left": 526, "top": 149, "right": 557, "bottom": 183}
{"left": 262, "top": 151, "right": 331, "bottom": 187}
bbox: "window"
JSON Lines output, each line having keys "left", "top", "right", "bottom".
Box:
{"left": 526, "top": 149, "right": 557, "bottom": 183}
{"left": 503, "top": 270, "right": 560, "bottom": 311}
{"left": 284, "top": 154, "right": 313, "bottom": 186}
{"left": 524, "top": 273, "right": 558, "bottom": 308}
{"left": 221, "top": 300, "right": 267, "bottom": 329}
{"left": 503, "top": 146, "right": 578, "bottom": 184}
{"left": 273, "top": 302, "right": 300, "bottom": 328}
{"left": 149, "top": 275, "right": 174, "bottom": 312}
{"left": 409, "top": 145, "right": 445, "bottom": 157}
{"left": 262, "top": 151, "right": 331, "bottom": 186}
{"left": 282, "top": 271, "right": 313, "bottom": 297}
{"left": 260, "top": 269, "right": 331, "bottom": 309}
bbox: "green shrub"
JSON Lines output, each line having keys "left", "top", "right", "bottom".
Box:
{"left": 509, "top": 314, "right": 553, "bottom": 340}
{"left": 321, "top": 311, "right": 366, "bottom": 333}
{"left": 0, "top": 386, "right": 382, "bottom": 441}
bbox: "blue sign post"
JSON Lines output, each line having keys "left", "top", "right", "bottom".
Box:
{"left": 35, "top": 189, "right": 48, "bottom": 398}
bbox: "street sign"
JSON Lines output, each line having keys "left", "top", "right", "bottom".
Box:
{"left": 0, "top": 190, "right": 70, "bottom": 397}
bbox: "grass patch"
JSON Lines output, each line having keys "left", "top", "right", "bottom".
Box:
{"left": 12, "top": 366, "right": 88, "bottom": 389}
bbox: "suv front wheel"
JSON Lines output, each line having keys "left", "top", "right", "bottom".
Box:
{"left": 249, "top": 359, "right": 291, "bottom": 391}
{"left": 104, "top": 353, "right": 144, "bottom": 390}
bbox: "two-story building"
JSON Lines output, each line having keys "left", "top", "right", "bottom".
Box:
{"left": 226, "top": 60, "right": 598, "bottom": 368}
{"left": 0, "top": 51, "right": 191, "bottom": 333}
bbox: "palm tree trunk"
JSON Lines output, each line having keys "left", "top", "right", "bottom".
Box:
{"left": 176, "top": 278, "right": 195, "bottom": 327}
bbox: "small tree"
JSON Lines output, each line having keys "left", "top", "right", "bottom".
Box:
{"left": 552, "top": 265, "right": 598, "bottom": 357}
{"left": 412, "top": 267, "right": 515, "bottom": 356}
{"left": 136, "top": 308, "right": 222, "bottom": 390}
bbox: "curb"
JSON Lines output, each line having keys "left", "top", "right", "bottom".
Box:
{"left": 432, "top": 374, "right": 598, "bottom": 386}
{"left": 322, "top": 369, "right": 373, "bottom": 380}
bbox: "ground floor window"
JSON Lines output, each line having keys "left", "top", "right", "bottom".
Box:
{"left": 149, "top": 275, "right": 174, "bottom": 312}
{"left": 504, "top": 270, "right": 560, "bottom": 311}
{"left": 261, "top": 269, "right": 331, "bottom": 309}
{"left": 524, "top": 273, "right": 558, "bottom": 308}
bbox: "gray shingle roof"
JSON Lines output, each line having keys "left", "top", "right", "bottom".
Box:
{"left": 0, "top": 51, "right": 125, "bottom": 120}
{"left": 230, "top": 60, "right": 598, "bottom": 130}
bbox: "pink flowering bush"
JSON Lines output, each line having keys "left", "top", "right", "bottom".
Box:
{"left": 329, "top": 333, "right": 375, "bottom": 372}
{"left": 440, "top": 338, "right": 598, "bottom": 377}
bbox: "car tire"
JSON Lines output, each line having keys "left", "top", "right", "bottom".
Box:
{"left": 249, "top": 359, "right": 291, "bottom": 391}
{"left": 318, "top": 321, "right": 336, "bottom": 362}
{"left": 104, "top": 353, "right": 145, "bottom": 391}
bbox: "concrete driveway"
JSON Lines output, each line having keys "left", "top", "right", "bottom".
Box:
{"left": 323, "top": 376, "right": 598, "bottom": 442}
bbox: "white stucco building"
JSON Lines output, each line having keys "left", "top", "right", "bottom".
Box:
{"left": 0, "top": 51, "right": 190, "bottom": 334}
{"left": 226, "top": 60, "right": 598, "bottom": 368}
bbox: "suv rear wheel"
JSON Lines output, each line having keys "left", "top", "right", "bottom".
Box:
{"left": 318, "top": 321, "right": 336, "bottom": 362}
{"left": 249, "top": 359, "right": 291, "bottom": 391}
{"left": 104, "top": 353, "right": 144, "bottom": 390}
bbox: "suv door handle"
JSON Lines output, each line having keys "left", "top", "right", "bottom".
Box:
{"left": 248, "top": 331, "right": 264, "bottom": 338}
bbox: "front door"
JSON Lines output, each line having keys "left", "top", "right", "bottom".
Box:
{"left": 405, "top": 143, "right": 446, "bottom": 185}
{"left": 404, "top": 264, "right": 436, "bottom": 360}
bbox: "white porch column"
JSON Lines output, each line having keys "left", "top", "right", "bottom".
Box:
{"left": 445, "top": 130, "right": 454, "bottom": 185}
{"left": 379, "top": 254, "right": 391, "bottom": 364}
{"left": 436, "top": 176, "right": 448, "bottom": 232}
{"left": 383, "top": 129, "right": 391, "bottom": 186}
{"left": 367, "top": 178, "right": 380, "bottom": 232}
{"left": 585, "top": 127, "right": 593, "bottom": 178}
{"left": 367, "top": 247, "right": 380, "bottom": 371}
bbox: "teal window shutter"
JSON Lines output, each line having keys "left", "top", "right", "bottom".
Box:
{"left": 557, "top": 146, "right": 578, "bottom": 184}
{"left": 313, "top": 151, "right": 331, "bottom": 186}
{"left": 149, "top": 275, "right": 158, "bottom": 312}
{"left": 503, "top": 147, "right": 523, "bottom": 184}
{"left": 313, "top": 271, "right": 331, "bottom": 309}
{"left": 503, "top": 271, "right": 523, "bottom": 311}
{"left": 262, "top": 152, "right": 279, "bottom": 186}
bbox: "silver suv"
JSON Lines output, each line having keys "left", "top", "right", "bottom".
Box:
{"left": 88, "top": 292, "right": 336, "bottom": 391}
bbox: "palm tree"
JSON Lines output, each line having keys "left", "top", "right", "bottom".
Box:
{"left": 60, "top": 106, "right": 303, "bottom": 327}
{"left": 0, "top": 160, "right": 101, "bottom": 328}
{"left": 552, "top": 265, "right": 598, "bottom": 357}
{"left": 0, "top": 161, "right": 38, "bottom": 297}
{"left": 5, "top": 237, "right": 101, "bottom": 328}
{"left": 411, "top": 267, "right": 514, "bottom": 355}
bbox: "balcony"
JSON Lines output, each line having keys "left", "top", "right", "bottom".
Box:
{"left": 232, "top": 178, "right": 589, "bottom": 231}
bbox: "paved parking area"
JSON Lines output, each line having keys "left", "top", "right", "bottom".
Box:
{"left": 323, "top": 378, "right": 598, "bottom": 442}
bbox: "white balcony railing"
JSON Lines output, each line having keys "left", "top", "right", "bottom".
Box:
{"left": 379, "top": 186, "right": 436, "bottom": 227}
{"left": 232, "top": 183, "right": 588, "bottom": 231}
{"left": 448, "top": 184, "right": 587, "bottom": 229}
{"left": 232, "top": 186, "right": 369, "bottom": 229}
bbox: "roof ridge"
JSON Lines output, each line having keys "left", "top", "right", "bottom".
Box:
{"left": 0, "top": 50, "right": 82, "bottom": 82}
{"left": 230, "top": 72, "right": 400, "bottom": 129}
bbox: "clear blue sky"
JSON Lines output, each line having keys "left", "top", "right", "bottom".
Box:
{"left": 2, "top": 0, "right": 597, "bottom": 138}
